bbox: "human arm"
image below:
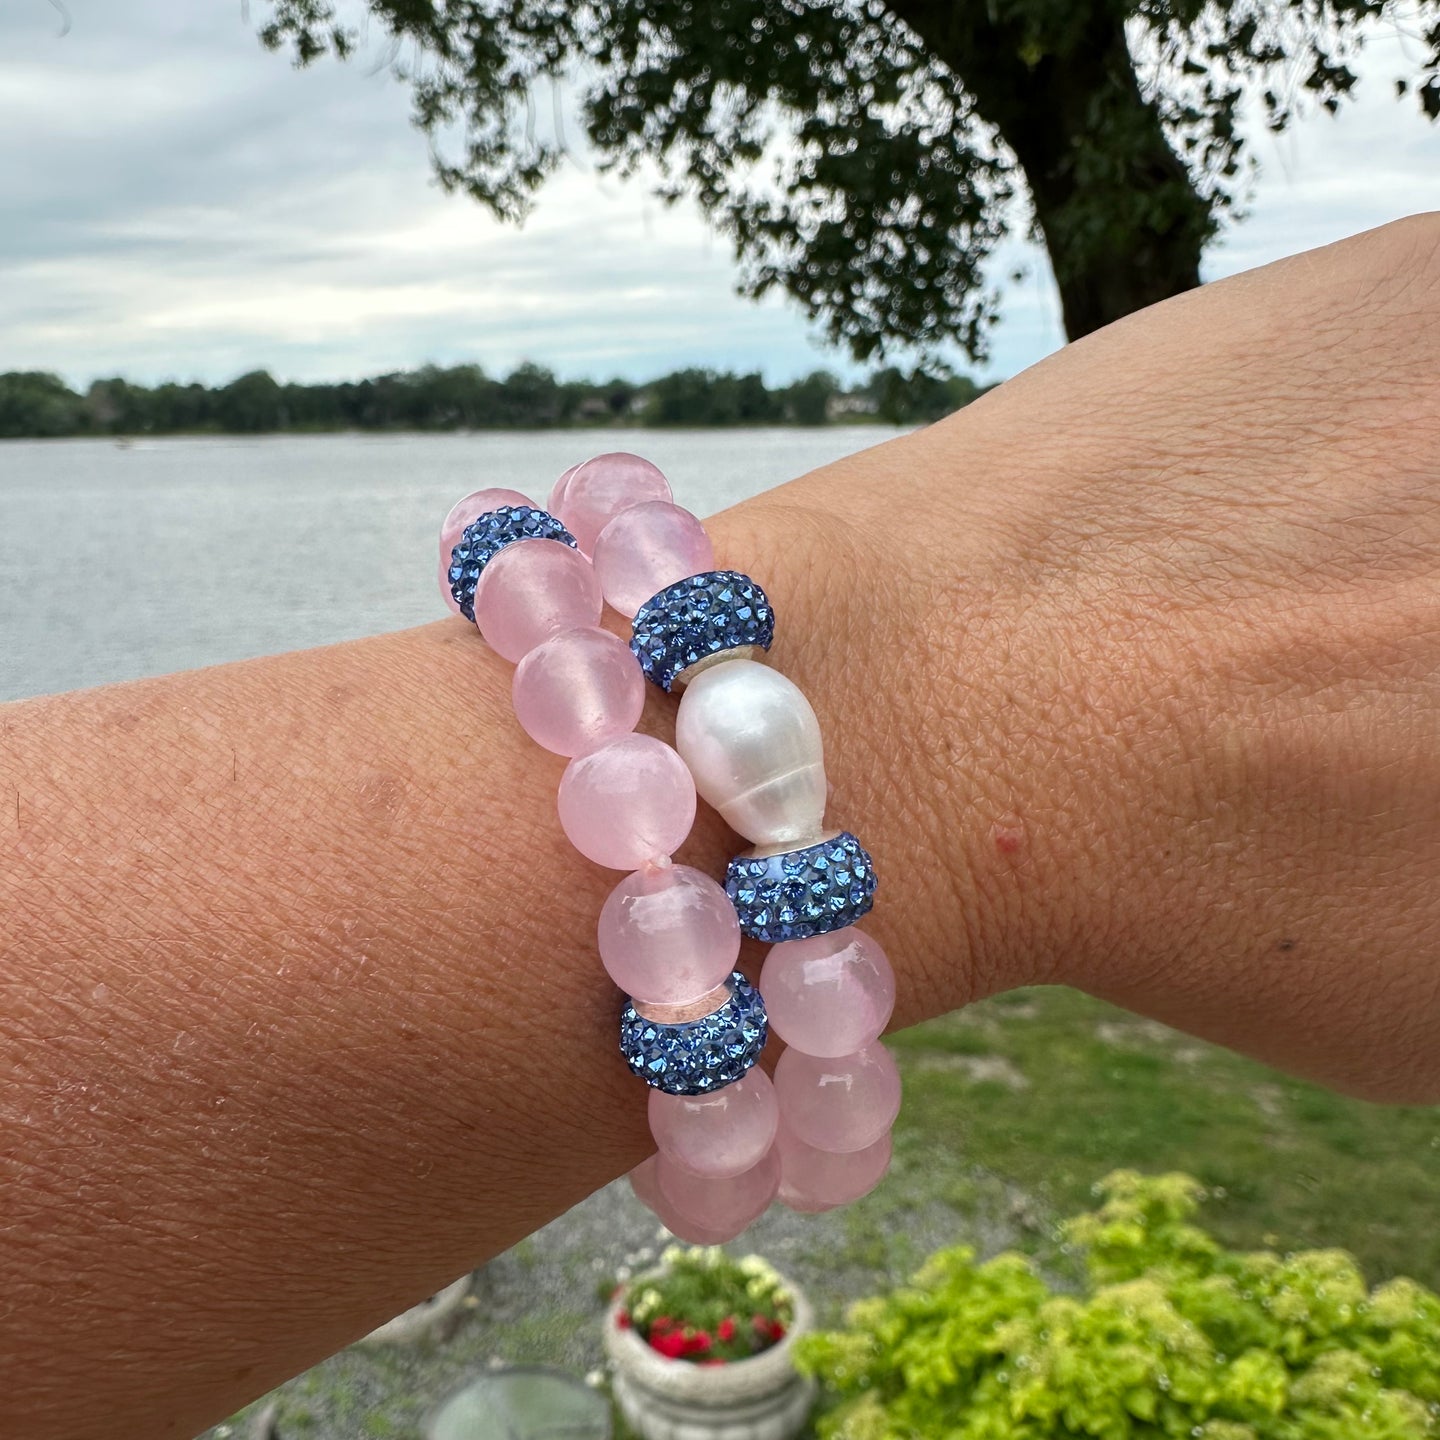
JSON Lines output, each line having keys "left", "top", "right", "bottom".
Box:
{"left": 3, "top": 215, "right": 1438, "bottom": 1439}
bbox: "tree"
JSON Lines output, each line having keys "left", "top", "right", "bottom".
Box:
{"left": 783, "top": 370, "right": 840, "bottom": 425}
{"left": 259, "top": 2, "right": 1440, "bottom": 361}
{"left": 215, "top": 370, "right": 286, "bottom": 432}
{"left": 0, "top": 372, "right": 84, "bottom": 438}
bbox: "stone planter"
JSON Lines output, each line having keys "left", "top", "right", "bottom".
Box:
{"left": 604, "top": 1269, "right": 816, "bottom": 1440}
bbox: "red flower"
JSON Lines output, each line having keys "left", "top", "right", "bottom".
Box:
{"left": 650, "top": 1331, "right": 688, "bottom": 1360}
{"left": 698, "top": 1358, "right": 727, "bottom": 1367}
{"left": 771, "top": 1322, "right": 786, "bottom": 1341}
{"left": 718, "top": 1317, "right": 736, "bottom": 1342}
{"left": 752, "top": 1313, "right": 769, "bottom": 1335}
{"left": 615, "top": 1310, "right": 632, "bottom": 1330}
{"left": 652, "top": 1316, "right": 673, "bottom": 1333}
{"left": 688, "top": 1330, "right": 713, "bottom": 1354}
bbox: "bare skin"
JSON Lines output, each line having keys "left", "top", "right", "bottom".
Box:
{"left": 2, "top": 215, "right": 1438, "bottom": 1439}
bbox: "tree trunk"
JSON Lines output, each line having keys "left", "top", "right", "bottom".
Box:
{"left": 884, "top": 0, "right": 1212, "bottom": 339}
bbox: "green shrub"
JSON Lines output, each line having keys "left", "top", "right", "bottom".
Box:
{"left": 795, "top": 1171, "right": 1440, "bottom": 1438}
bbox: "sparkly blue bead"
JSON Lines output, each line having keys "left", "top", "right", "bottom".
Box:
{"left": 629, "top": 570, "right": 774, "bottom": 691}
{"left": 724, "top": 831, "right": 877, "bottom": 942}
{"left": 618, "top": 971, "right": 768, "bottom": 1096}
{"left": 447, "top": 505, "right": 578, "bottom": 621}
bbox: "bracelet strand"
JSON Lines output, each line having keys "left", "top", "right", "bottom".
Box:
{"left": 439, "top": 452, "right": 899, "bottom": 1241}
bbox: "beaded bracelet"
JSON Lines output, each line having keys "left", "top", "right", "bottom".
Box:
{"left": 439, "top": 453, "right": 899, "bottom": 1242}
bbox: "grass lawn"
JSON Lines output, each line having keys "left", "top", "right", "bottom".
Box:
{"left": 216, "top": 985, "right": 1440, "bottom": 1438}
{"left": 888, "top": 986, "right": 1440, "bottom": 1288}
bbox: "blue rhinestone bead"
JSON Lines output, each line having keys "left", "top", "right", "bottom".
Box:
{"left": 629, "top": 570, "right": 774, "bottom": 691}
{"left": 447, "top": 505, "right": 578, "bottom": 621}
{"left": 724, "top": 831, "right": 877, "bottom": 942}
{"left": 618, "top": 971, "right": 768, "bottom": 1096}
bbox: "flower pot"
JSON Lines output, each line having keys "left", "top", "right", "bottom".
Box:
{"left": 603, "top": 1269, "right": 816, "bottom": 1440}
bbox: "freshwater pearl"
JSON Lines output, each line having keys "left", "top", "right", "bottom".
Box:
{"left": 555, "top": 452, "right": 672, "bottom": 554}
{"left": 759, "top": 928, "right": 895, "bottom": 1057}
{"left": 648, "top": 1067, "right": 779, "bottom": 1179}
{"left": 511, "top": 626, "right": 645, "bottom": 756}
{"left": 597, "top": 863, "right": 740, "bottom": 1005}
{"left": 437, "top": 487, "right": 532, "bottom": 612}
{"left": 674, "top": 659, "right": 826, "bottom": 846}
{"left": 593, "top": 501, "right": 715, "bottom": 618}
{"left": 773, "top": 1043, "right": 901, "bottom": 1154}
{"left": 557, "top": 734, "right": 696, "bottom": 869}
{"left": 777, "top": 1126, "right": 892, "bottom": 1213}
{"left": 473, "top": 539, "right": 602, "bottom": 662}
{"left": 655, "top": 1145, "right": 780, "bottom": 1235}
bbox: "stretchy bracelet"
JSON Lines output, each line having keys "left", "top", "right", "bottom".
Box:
{"left": 439, "top": 453, "right": 899, "bottom": 1241}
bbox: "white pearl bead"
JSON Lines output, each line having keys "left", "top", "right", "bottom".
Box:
{"left": 674, "top": 659, "right": 827, "bottom": 846}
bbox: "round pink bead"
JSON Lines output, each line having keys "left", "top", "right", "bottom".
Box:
{"left": 593, "top": 501, "right": 716, "bottom": 618}
{"left": 758, "top": 928, "right": 896, "bottom": 1058}
{"left": 597, "top": 863, "right": 740, "bottom": 1004}
{"left": 472, "top": 539, "right": 603, "bottom": 663}
{"left": 773, "top": 1043, "right": 902, "bottom": 1154}
{"left": 557, "top": 734, "right": 696, "bottom": 869}
{"left": 547, "top": 461, "right": 584, "bottom": 516}
{"left": 777, "top": 1126, "right": 892, "bottom": 1213}
{"left": 629, "top": 1153, "right": 663, "bottom": 1210}
{"left": 655, "top": 1145, "right": 780, "bottom": 1235}
{"left": 437, "top": 487, "right": 532, "bottom": 613}
{"left": 511, "top": 626, "right": 645, "bottom": 757}
{"left": 555, "top": 452, "right": 672, "bottom": 554}
{"left": 628, "top": 1156, "right": 735, "bottom": 1243}
{"left": 649, "top": 1068, "right": 779, "bottom": 1179}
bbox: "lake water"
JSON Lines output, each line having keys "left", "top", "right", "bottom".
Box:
{"left": 0, "top": 428, "right": 903, "bottom": 703}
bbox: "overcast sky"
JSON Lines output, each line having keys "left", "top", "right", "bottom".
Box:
{"left": 2, "top": 2, "right": 1438, "bottom": 390}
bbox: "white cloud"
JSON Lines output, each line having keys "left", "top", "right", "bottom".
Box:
{"left": 0, "top": 0, "right": 1436, "bottom": 390}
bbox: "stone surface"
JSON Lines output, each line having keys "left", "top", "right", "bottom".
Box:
{"left": 555, "top": 452, "right": 673, "bottom": 554}
{"left": 593, "top": 501, "right": 715, "bottom": 618}
{"left": 511, "top": 626, "right": 645, "bottom": 756}
{"left": 473, "top": 539, "right": 604, "bottom": 663}
{"left": 598, "top": 863, "right": 740, "bottom": 1005}
{"left": 776, "top": 1126, "right": 893, "bottom": 1213}
{"left": 655, "top": 1146, "right": 780, "bottom": 1234}
{"left": 772, "top": 1043, "right": 901, "bottom": 1154}
{"left": 648, "top": 1067, "right": 780, "bottom": 1179}
{"left": 558, "top": 734, "right": 697, "bottom": 869}
{"left": 758, "top": 928, "right": 895, "bottom": 1058}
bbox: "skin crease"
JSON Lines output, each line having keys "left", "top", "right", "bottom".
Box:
{"left": 1, "top": 214, "right": 1438, "bottom": 1437}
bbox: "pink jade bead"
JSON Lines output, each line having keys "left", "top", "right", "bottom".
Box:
{"left": 555, "top": 452, "right": 672, "bottom": 554}
{"left": 472, "top": 539, "right": 603, "bottom": 663}
{"left": 547, "top": 460, "right": 584, "bottom": 516}
{"left": 557, "top": 734, "right": 697, "bottom": 869}
{"left": 648, "top": 1067, "right": 779, "bottom": 1179}
{"left": 758, "top": 928, "right": 896, "bottom": 1058}
{"left": 777, "top": 1126, "right": 893, "bottom": 1213}
{"left": 655, "top": 1145, "right": 780, "bottom": 1236}
{"left": 593, "top": 501, "right": 715, "bottom": 618}
{"left": 437, "top": 487, "right": 533, "bottom": 613}
{"left": 628, "top": 1156, "right": 733, "bottom": 1244}
{"left": 773, "top": 1042, "right": 902, "bottom": 1154}
{"left": 597, "top": 863, "right": 740, "bottom": 1004}
{"left": 511, "top": 626, "right": 645, "bottom": 757}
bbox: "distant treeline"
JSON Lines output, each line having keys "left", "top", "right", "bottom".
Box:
{"left": 0, "top": 363, "right": 990, "bottom": 439}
